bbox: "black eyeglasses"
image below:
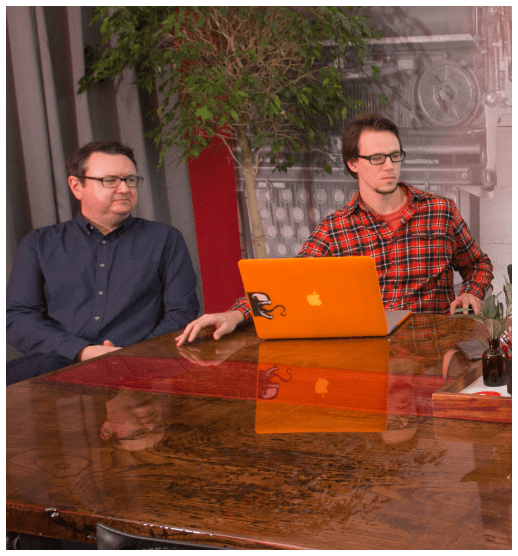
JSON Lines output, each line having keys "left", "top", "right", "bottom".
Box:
{"left": 117, "top": 422, "right": 169, "bottom": 441}
{"left": 77, "top": 175, "right": 144, "bottom": 188}
{"left": 357, "top": 151, "right": 406, "bottom": 165}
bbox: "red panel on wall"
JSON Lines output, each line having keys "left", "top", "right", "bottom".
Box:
{"left": 187, "top": 136, "right": 244, "bottom": 313}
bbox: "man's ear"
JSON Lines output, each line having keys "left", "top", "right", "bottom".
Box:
{"left": 346, "top": 159, "right": 359, "bottom": 174}
{"left": 68, "top": 175, "right": 84, "bottom": 201}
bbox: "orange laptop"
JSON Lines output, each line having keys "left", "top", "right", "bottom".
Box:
{"left": 255, "top": 338, "right": 389, "bottom": 433}
{"left": 238, "top": 256, "right": 410, "bottom": 340}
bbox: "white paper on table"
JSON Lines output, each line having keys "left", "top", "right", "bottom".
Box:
{"left": 460, "top": 375, "right": 511, "bottom": 397}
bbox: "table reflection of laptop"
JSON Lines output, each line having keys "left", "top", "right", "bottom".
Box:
{"left": 255, "top": 338, "right": 389, "bottom": 433}
{"left": 238, "top": 257, "right": 410, "bottom": 340}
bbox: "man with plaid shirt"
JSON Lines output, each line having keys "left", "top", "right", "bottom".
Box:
{"left": 177, "top": 114, "right": 493, "bottom": 346}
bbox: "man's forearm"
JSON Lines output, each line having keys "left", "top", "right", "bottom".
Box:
{"left": 7, "top": 304, "right": 90, "bottom": 360}
{"left": 458, "top": 257, "right": 494, "bottom": 299}
{"left": 145, "top": 290, "right": 201, "bottom": 340}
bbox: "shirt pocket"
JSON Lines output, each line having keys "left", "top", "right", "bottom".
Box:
{"left": 403, "top": 228, "right": 454, "bottom": 274}
{"left": 333, "top": 231, "right": 379, "bottom": 257}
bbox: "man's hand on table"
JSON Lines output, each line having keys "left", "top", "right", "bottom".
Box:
{"left": 449, "top": 293, "right": 483, "bottom": 316}
{"left": 77, "top": 340, "right": 122, "bottom": 361}
{"left": 175, "top": 311, "right": 245, "bottom": 346}
{"left": 177, "top": 335, "right": 250, "bottom": 366}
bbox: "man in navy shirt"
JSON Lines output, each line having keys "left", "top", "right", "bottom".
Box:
{"left": 7, "top": 141, "right": 200, "bottom": 385}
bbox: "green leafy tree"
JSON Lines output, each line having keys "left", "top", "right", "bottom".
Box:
{"left": 79, "top": 6, "right": 384, "bottom": 258}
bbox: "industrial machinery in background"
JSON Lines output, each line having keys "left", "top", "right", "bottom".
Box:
{"left": 236, "top": 6, "right": 511, "bottom": 260}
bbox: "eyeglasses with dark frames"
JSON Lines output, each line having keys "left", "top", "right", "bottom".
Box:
{"left": 116, "top": 422, "right": 169, "bottom": 441}
{"left": 76, "top": 175, "right": 144, "bottom": 188}
{"left": 356, "top": 151, "right": 406, "bottom": 165}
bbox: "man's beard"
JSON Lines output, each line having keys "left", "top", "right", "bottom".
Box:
{"left": 377, "top": 182, "right": 399, "bottom": 195}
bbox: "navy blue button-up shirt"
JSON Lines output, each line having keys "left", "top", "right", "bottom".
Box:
{"left": 7, "top": 213, "right": 200, "bottom": 360}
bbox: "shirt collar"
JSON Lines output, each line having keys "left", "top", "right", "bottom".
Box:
{"left": 75, "top": 212, "right": 134, "bottom": 236}
{"left": 344, "top": 183, "right": 426, "bottom": 216}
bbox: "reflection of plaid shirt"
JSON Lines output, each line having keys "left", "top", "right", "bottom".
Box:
{"left": 389, "top": 313, "right": 476, "bottom": 362}
{"left": 230, "top": 184, "right": 493, "bottom": 322}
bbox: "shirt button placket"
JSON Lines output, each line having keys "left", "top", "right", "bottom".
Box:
{"left": 93, "top": 237, "right": 109, "bottom": 332}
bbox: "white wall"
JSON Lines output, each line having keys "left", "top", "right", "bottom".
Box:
{"left": 480, "top": 122, "right": 512, "bottom": 300}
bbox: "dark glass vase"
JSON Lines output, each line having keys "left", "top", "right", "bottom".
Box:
{"left": 482, "top": 338, "right": 506, "bottom": 387}
{"left": 504, "top": 356, "right": 512, "bottom": 395}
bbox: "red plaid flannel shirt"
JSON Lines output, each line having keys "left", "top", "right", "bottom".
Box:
{"left": 230, "top": 184, "right": 493, "bottom": 321}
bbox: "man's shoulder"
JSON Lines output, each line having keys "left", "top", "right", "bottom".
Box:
{"left": 15, "top": 220, "right": 86, "bottom": 257}
{"left": 130, "top": 217, "right": 181, "bottom": 235}
{"left": 23, "top": 219, "right": 76, "bottom": 241}
{"left": 315, "top": 190, "right": 363, "bottom": 225}
{"left": 406, "top": 184, "right": 456, "bottom": 209}
{"left": 318, "top": 206, "right": 348, "bottom": 226}
{"left": 330, "top": 189, "right": 360, "bottom": 219}
{"left": 129, "top": 218, "right": 188, "bottom": 248}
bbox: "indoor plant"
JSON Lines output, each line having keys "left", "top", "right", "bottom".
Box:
{"left": 454, "top": 279, "right": 512, "bottom": 386}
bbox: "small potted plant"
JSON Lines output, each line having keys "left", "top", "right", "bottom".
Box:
{"left": 453, "top": 279, "right": 512, "bottom": 387}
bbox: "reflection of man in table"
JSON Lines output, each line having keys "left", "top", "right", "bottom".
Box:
{"left": 101, "top": 391, "right": 170, "bottom": 451}
{"left": 7, "top": 141, "right": 199, "bottom": 386}
{"left": 177, "top": 114, "right": 493, "bottom": 346}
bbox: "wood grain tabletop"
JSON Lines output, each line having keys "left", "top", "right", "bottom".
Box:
{"left": 6, "top": 315, "right": 511, "bottom": 549}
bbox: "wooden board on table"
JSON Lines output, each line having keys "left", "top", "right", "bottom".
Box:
{"left": 433, "top": 365, "right": 511, "bottom": 423}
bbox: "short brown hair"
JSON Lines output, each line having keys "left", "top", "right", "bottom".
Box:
{"left": 342, "top": 114, "right": 402, "bottom": 179}
{"left": 65, "top": 141, "right": 137, "bottom": 179}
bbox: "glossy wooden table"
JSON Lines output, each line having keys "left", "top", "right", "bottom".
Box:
{"left": 6, "top": 315, "right": 511, "bottom": 549}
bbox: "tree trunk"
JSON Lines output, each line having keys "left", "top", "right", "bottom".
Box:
{"left": 236, "top": 126, "right": 267, "bottom": 259}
